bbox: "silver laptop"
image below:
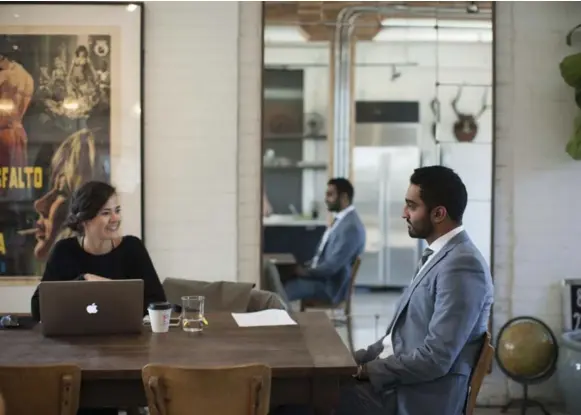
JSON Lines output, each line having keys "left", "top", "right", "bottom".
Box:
{"left": 39, "top": 279, "right": 144, "bottom": 336}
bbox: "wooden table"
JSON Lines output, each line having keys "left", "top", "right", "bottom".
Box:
{"left": 0, "top": 312, "right": 355, "bottom": 414}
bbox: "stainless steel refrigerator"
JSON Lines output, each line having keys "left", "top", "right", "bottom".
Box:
{"left": 353, "top": 101, "right": 422, "bottom": 289}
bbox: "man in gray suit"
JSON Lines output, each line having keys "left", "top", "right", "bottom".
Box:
{"left": 283, "top": 177, "right": 366, "bottom": 305}
{"left": 337, "top": 165, "right": 493, "bottom": 415}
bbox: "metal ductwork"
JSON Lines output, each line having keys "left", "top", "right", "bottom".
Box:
{"left": 332, "top": 6, "right": 410, "bottom": 178}
{"left": 331, "top": 5, "right": 492, "bottom": 178}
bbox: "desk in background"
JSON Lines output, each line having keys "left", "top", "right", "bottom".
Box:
{"left": 263, "top": 253, "right": 296, "bottom": 266}
{"left": 263, "top": 215, "right": 327, "bottom": 264}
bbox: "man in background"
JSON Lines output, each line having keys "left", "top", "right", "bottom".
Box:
{"left": 282, "top": 177, "right": 366, "bottom": 305}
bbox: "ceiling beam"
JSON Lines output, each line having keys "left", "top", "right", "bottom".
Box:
{"left": 295, "top": 1, "right": 383, "bottom": 41}
{"left": 265, "top": 1, "right": 493, "bottom": 31}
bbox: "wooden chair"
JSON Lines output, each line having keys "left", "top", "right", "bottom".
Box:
{"left": 300, "top": 257, "right": 362, "bottom": 318}
{"left": 0, "top": 364, "right": 81, "bottom": 415}
{"left": 465, "top": 332, "right": 495, "bottom": 415}
{"left": 142, "top": 363, "right": 271, "bottom": 415}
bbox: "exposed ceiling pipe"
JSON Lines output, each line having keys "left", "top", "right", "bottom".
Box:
{"left": 333, "top": 6, "right": 414, "bottom": 177}
{"left": 270, "top": 5, "right": 492, "bottom": 27}
{"left": 331, "top": 5, "right": 491, "bottom": 178}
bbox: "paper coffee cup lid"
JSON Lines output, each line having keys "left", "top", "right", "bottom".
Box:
{"left": 148, "top": 302, "right": 172, "bottom": 311}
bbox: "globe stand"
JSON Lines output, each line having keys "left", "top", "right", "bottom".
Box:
{"left": 499, "top": 383, "right": 551, "bottom": 415}
{"left": 495, "top": 316, "right": 559, "bottom": 415}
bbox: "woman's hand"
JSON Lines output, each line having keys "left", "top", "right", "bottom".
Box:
{"left": 83, "top": 274, "right": 109, "bottom": 281}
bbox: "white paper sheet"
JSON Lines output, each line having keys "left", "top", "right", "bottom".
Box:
{"left": 231, "top": 310, "right": 297, "bottom": 327}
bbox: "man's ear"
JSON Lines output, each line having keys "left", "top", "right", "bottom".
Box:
{"left": 431, "top": 206, "right": 447, "bottom": 224}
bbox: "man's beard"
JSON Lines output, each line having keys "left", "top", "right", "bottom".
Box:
{"left": 407, "top": 219, "right": 433, "bottom": 239}
{"left": 326, "top": 201, "right": 340, "bottom": 212}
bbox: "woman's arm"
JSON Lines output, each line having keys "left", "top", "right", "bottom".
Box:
{"left": 127, "top": 236, "right": 166, "bottom": 314}
{"left": 30, "top": 239, "right": 78, "bottom": 322}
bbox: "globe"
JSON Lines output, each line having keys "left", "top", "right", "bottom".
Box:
{"left": 496, "top": 316, "right": 558, "bottom": 382}
{"left": 496, "top": 317, "right": 557, "bottom": 415}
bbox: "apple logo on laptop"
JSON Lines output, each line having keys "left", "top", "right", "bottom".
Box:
{"left": 86, "top": 303, "right": 99, "bottom": 314}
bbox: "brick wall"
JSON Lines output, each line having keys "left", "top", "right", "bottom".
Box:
{"left": 481, "top": 1, "right": 581, "bottom": 404}
{"left": 237, "top": 2, "right": 264, "bottom": 284}
{"left": 144, "top": 2, "right": 262, "bottom": 285}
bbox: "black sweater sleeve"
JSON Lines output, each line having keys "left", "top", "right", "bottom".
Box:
{"left": 127, "top": 236, "right": 166, "bottom": 313}
{"left": 31, "top": 236, "right": 166, "bottom": 321}
{"left": 31, "top": 239, "right": 80, "bottom": 322}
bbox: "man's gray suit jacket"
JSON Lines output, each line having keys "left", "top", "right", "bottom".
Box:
{"left": 308, "top": 209, "right": 365, "bottom": 304}
{"left": 355, "top": 230, "right": 494, "bottom": 415}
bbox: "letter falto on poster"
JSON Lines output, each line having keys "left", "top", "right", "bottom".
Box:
{"left": 0, "top": 3, "right": 143, "bottom": 278}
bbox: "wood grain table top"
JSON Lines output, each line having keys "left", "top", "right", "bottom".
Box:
{"left": 0, "top": 311, "right": 356, "bottom": 380}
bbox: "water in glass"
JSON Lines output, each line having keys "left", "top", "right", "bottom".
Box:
{"left": 181, "top": 295, "right": 205, "bottom": 332}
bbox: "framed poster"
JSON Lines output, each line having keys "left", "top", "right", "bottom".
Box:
{"left": 0, "top": 2, "right": 143, "bottom": 279}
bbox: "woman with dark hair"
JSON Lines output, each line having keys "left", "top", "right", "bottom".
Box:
{"left": 30, "top": 180, "right": 166, "bottom": 323}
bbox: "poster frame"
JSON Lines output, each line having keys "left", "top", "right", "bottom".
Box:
{"left": 0, "top": 1, "right": 145, "bottom": 284}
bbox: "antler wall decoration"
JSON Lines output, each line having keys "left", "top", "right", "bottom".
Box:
{"left": 451, "top": 85, "right": 489, "bottom": 142}
{"left": 566, "top": 23, "right": 581, "bottom": 46}
{"left": 430, "top": 97, "right": 441, "bottom": 141}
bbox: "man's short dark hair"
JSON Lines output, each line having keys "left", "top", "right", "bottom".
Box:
{"left": 328, "top": 177, "right": 354, "bottom": 203}
{"left": 410, "top": 166, "right": 467, "bottom": 223}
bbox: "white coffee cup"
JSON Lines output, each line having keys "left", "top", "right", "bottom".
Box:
{"left": 148, "top": 302, "right": 172, "bottom": 333}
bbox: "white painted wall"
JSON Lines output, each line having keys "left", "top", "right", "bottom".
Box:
{"left": 482, "top": 1, "right": 581, "bottom": 405}
{"left": 264, "top": 40, "right": 493, "bottom": 264}
{"left": 0, "top": 1, "right": 263, "bottom": 312}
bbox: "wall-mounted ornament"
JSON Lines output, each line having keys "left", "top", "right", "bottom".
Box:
{"left": 566, "top": 23, "right": 581, "bottom": 47}
{"left": 304, "top": 112, "right": 324, "bottom": 136}
{"left": 430, "top": 97, "right": 441, "bottom": 141}
{"left": 451, "top": 85, "right": 488, "bottom": 142}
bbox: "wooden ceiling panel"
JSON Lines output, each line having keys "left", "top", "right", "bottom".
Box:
{"left": 265, "top": 1, "right": 493, "bottom": 30}
{"left": 292, "top": 2, "right": 385, "bottom": 41}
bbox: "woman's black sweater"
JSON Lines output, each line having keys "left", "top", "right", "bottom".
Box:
{"left": 30, "top": 235, "right": 166, "bottom": 322}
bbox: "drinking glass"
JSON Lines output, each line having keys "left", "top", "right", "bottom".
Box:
{"left": 181, "top": 296, "right": 205, "bottom": 332}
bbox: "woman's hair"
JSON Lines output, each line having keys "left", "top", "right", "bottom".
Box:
{"left": 49, "top": 128, "right": 99, "bottom": 240}
{"left": 50, "top": 128, "right": 97, "bottom": 195}
{"left": 64, "top": 181, "right": 116, "bottom": 233}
